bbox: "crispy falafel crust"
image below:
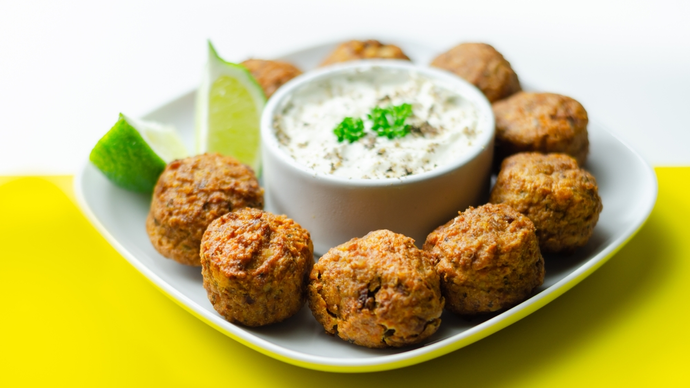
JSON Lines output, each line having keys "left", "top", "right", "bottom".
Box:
{"left": 320, "top": 40, "right": 410, "bottom": 66}
{"left": 431, "top": 43, "right": 521, "bottom": 103}
{"left": 423, "top": 204, "right": 544, "bottom": 315}
{"left": 240, "top": 59, "right": 302, "bottom": 98}
{"left": 308, "top": 230, "right": 443, "bottom": 348}
{"left": 424, "top": 203, "right": 544, "bottom": 315}
{"left": 200, "top": 208, "right": 314, "bottom": 327}
{"left": 490, "top": 153, "right": 603, "bottom": 253}
{"left": 146, "top": 153, "right": 264, "bottom": 266}
{"left": 493, "top": 92, "right": 589, "bottom": 166}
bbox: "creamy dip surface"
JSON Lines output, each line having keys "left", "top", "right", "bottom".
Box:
{"left": 273, "top": 68, "right": 480, "bottom": 179}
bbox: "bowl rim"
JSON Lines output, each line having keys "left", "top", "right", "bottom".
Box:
{"left": 260, "top": 60, "right": 495, "bottom": 187}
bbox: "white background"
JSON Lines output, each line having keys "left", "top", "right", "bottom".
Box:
{"left": 1, "top": 0, "right": 688, "bottom": 175}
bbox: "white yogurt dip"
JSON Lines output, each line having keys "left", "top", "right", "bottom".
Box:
{"left": 272, "top": 67, "right": 480, "bottom": 179}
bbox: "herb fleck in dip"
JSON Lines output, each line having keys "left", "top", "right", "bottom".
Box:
{"left": 273, "top": 67, "right": 480, "bottom": 179}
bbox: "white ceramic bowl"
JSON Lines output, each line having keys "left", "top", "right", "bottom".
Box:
{"left": 261, "top": 60, "right": 495, "bottom": 255}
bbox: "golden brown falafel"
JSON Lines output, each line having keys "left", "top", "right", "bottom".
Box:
{"left": 489, "top": 153, "right": 603, "bottom": 253}
{"left": 308, "top": 230, "right": 443, "bottom": 348}
{"left": 200, "top": 207, "right": 314, "bottom": 327}
{"left": 240, "top": 59, "right": 302, "bottom": 98}
{"left": 146, "top": 153, "right": 264, "bottom": 266}
{"left": 431, "top": 42, "right": 521, "bottom": 103}
{"left": 424, "top": 203, "right": 544, "bottom": 316}
{"left": 320, "top": 40, "right": 410, "bottom": 66}
{"left": 493, "top": 92, "right": 589, "bottom": 166}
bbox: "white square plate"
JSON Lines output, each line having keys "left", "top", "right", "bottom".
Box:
{"left": 74, "top": 40, "right": 657, "bottom": 372}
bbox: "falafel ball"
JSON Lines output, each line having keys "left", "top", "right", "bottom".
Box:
{"left": 320, "top": 40, "right": 411, "bottom": 66}
{"left": 240, "top": 59, "right": 302, "bottom": 98}
{"left": 424, "top": 203, "right": 544, "bottom": 316}
{"left": 430, "top": 43, "right": 521, "bottom": 103}
{"left": 308, "top": 230, "right": 443, "bottom": 348}
{"left": 200, "top": 207, "right": 314, "bottom": 327}
{"left": 146, "top": 153, "right": 264, "bottom": 266}
{"left": 493, "top": 92, "right": 589, "bottom": 166}
{"left": 489, "top": 152, "right": 603, "bottom": 253}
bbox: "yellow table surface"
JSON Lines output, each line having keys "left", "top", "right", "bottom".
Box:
{"left": 1, "top": 168, "right": 689, "bottom": 387}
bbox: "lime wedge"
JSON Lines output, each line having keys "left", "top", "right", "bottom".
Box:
{"left": 195, "top": 41, "right": 266, "bottom": 172}
{"left": 89, "top": 113, "right": 188, "bottom": 192}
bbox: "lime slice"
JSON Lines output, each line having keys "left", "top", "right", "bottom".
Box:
{"left": 89, "top": 113, "right": 188, "bottom": 192}
{"left": 195, "top": 41, "right": 266, "bottom": 172}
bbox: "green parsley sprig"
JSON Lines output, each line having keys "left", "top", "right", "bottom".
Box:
{"left": 368, "top": 103, "right": 412, "bottom": 139}
{"left": 333, "top": 117, "right": 365, "bottom": 143}
{"left": 333, "top": 103, "right": 413, "bottom": 143}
